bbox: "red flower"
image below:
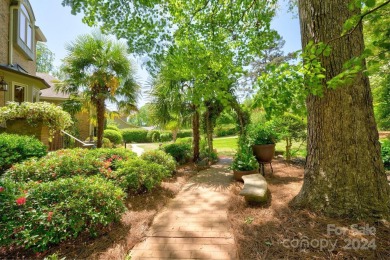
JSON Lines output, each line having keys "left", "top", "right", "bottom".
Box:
{"left": 16, "top": 197, "right": 26, "bottom": 205}
{"left": 0, "top": 187, "right": 4, "bottom": 192}
{"left": 47, "top": 211, "right": 54, "bottom": 221}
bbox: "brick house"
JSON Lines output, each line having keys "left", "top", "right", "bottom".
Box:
{"left": 0, "top": 0, "right": 93, "bottom": 149}
{"left": 0, "top": 0, "right": 50, "bottom": 104}
{"left": 37, "top": 72, "right": 92, "bottom": 142}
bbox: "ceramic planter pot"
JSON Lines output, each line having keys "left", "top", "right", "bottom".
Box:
{"left": 252, "top": 144, "right": 276, "bottom": 163}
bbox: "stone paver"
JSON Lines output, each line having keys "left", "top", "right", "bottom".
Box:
{"left": 130, "top": 158, "right": 238, "bottom": 260}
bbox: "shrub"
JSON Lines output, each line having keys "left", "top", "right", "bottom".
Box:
{"left": 176, "top": 129, "right": 192, "bottom": 138}
{"left": 0, "top": 102, "right": 72, "bottom": 138}
{"left": 381, "top": 139, "right": 390, "bottom": 169}
{"left": 160, "top": 132, "right": 173, "bottom": 142}
{"left": 106, "top": 124, "right": 120, "bottom": 131}
{"left": 161, "top": 143, "right": 192, "bottom": 164}
{"left": 0, "top": 133, "right": 47, "bottom": 173}
{"left": 115, "top": 158, "right": 170, "bottom": 191}
{"left": 176, "top": 137, "right": 192, "bottom": 144}
{"left": 104, "top": 129, "right": 123, "bottom": 145}
{"left": 121, "top": 128, "right": 149, "bottom": 143}
{"left": 247, "top": 121, "right": 279, "bottom": 145}
{"left": 141, "top": 150, "right": 176, "bottom": 173}
{"left": 214, "top": 124, "right": 238, "bottom": 137}
{"left": 3, "top": 148, "right": 135, "bottom": 183}
{"left": 147, "top": 130, "right": 160, "bottom": 142}
{"left": 86, "top": 137, "right": 112, "bottom": 148}
{"left": 0, "top": 176, "right": 125, "bottom": 251}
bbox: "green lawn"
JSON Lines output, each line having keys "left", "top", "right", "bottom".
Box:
{"left": 134, "top": 136, "right": 307, "bottom": 159}
{"left": 213, "top": 136, "right": 238, "bottom": 157}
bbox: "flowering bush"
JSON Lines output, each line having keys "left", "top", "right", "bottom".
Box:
{"left": 3, "top": 148, "right": 135, "bottom": 182}
{"left": 0, "top": 133, "right": 47, "bottom": 173}
{"left": 141, "top": 150, "right": 176, "bottom": 173}
{"left": 115, "top": 158, "right": 171, "bottom": 191}
{"left": 0, "top": 176, "right": 125, "bottom": 251}
{"left": 0, "top": 102, "right": 73, "bottom": 138}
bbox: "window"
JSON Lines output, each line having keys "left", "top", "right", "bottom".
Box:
{"left": 15, "top": 2, "right": 35, "bottom": 60}
{"left": 14, "top": 85, "right": 25, "bottom": 104}
{"left": 19, "top": 5, "right": 33, "bottom": 49}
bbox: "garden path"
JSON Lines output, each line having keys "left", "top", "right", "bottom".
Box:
{"left": 131, "top": 144, "right": 145, "bottom": 156}
{"left": 129, "top": 158, "right": 238, "bottom": 259}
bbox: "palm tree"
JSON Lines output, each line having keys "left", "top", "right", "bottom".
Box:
{"left": 61, "top": 32, "right": 139, "bottom": 147}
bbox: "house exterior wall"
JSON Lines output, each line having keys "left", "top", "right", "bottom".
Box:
{"left": 0, "top": 0, "right": 10, "bottom": 65}
{"left": 75, "top": 111, "right": 91, "bottom": 141}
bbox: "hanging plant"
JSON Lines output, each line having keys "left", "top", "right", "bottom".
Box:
{"left": 0, "top": 102, "right": 73, "bottom": 138}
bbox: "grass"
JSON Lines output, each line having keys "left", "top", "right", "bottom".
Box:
{"left": 213, "top": 136, "right": 238, "bottom": 157}
{"left": 133, "top": 136, "right": 307, "bottom": 159}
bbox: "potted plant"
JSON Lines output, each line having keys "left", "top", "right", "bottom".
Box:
{"left": 231, "top": 137, "right": 258, "bottom": 181}
{"left": 248, "top": 122, "right": 279, "bottom": 163}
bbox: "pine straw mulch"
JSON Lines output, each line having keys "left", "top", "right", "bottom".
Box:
{"left": 0, "top": 164, "right": 196, "bottom": 260}
{"left": 227, "top": 158, "right": 390, "bottom": 260}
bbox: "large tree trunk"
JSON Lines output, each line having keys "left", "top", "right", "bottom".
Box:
{"left": 96, "top": 97, "right": 106, "bottom": 148}
{"left": 192, "top": 109, "right": 200, "bottom": 162}
{"left": 293, "top": 0, "right": 390, "bottom": 219}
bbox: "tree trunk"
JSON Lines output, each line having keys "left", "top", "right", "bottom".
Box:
{"left": 172, "top": 128, "right": 178, "bottom": 142}
{"left": 205, "top": 109, "right": 214, "bottom": 157}
{"left": 96, "top": 97, "right": 105, "bottom": 148}
{"left": 192, "top": 109, "right": 200, "bottom": 162}
{"left": 293, "top": 0, "right": 390, "bottom": 219}
{"left": 286, "top": 137, "right": 292, "bottom": 161}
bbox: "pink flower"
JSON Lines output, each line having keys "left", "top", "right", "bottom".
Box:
{"left": 0, "top": 187, "right": 4, "bottom": 192}
{"left": 47, "top": 211, "right": 54, "bottom": 221}
{"left": 16, "top": 197, "right": 26, "bottom": 205}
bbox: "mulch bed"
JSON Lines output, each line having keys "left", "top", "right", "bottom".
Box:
{"left": 227, "top": 158, "right": 390, "bottom": 259}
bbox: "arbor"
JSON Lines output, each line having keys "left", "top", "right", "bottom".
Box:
{"left": 292, "top": 0, "right": 390, "bottom": 218}
{"left": 36, "top": 42, "right": 55, "bottom": 73}
{"left": 61, "top": 32, "right": 139, "bottom": 148}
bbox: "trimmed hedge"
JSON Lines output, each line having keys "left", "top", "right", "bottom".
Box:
{"left": 121, "top": 128, "right": 149, "bottom": 143}
{"left": 214, "top": 124, "right": 238, "bottom": 137}
{"left": 160, "top": 132, "right": 173, "bottom": 142}
{"left": 106, "top": 124, "right": 120, "bottom": 131}
{"left": 161, "top": 143, "right": 192, "bottom": 164}
{"left": 177, "top": 130, "right": 192, "bottom": 138}
{"left": 0, "top": 133, "right": 47, "bottom": 173}
{"left": 141, "top": 150, "right": 176, "bottom": 173}
{"left": 0, "top": 176, "right": 125, "bottom": 251}
{"left": 147, "top": 130, "right": 161, "bottom": 142}
{"left": 104, "top": 129, "right": 123, "bottom": 144}
{"left": 176, "top": 137, "right": 192, "bottom": 144}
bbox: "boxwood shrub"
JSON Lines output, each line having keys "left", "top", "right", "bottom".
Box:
{"left": 0, "top": 133, "right": 47, "bottom": 173}
{"left": 103, "top": 129, "right": 123, "bottom": 144}
{"left": 161, "top": 143, "right": 192, "bottom": 164}
{"left": 0, "top": 176, "right": 125, "bottom": 251}
{"left": 121, "top": 128, "right": 149, "bottom": 143}
{"left": 141, "top": 150, "right": 176, "bottom": 173}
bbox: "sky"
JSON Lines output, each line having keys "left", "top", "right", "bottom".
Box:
{"left": 29, "top": 0, "right": 301, "bottom": 108}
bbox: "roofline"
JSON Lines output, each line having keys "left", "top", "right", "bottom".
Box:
{"left": 0, "top": 65, "right": 51, "bottom": 89}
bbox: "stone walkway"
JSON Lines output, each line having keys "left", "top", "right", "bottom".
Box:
{"left": 130, "top": 158, "right": 238, "bottom": 259}
{"left": 131, "top": 144, "right": 145, "bottom": 156}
